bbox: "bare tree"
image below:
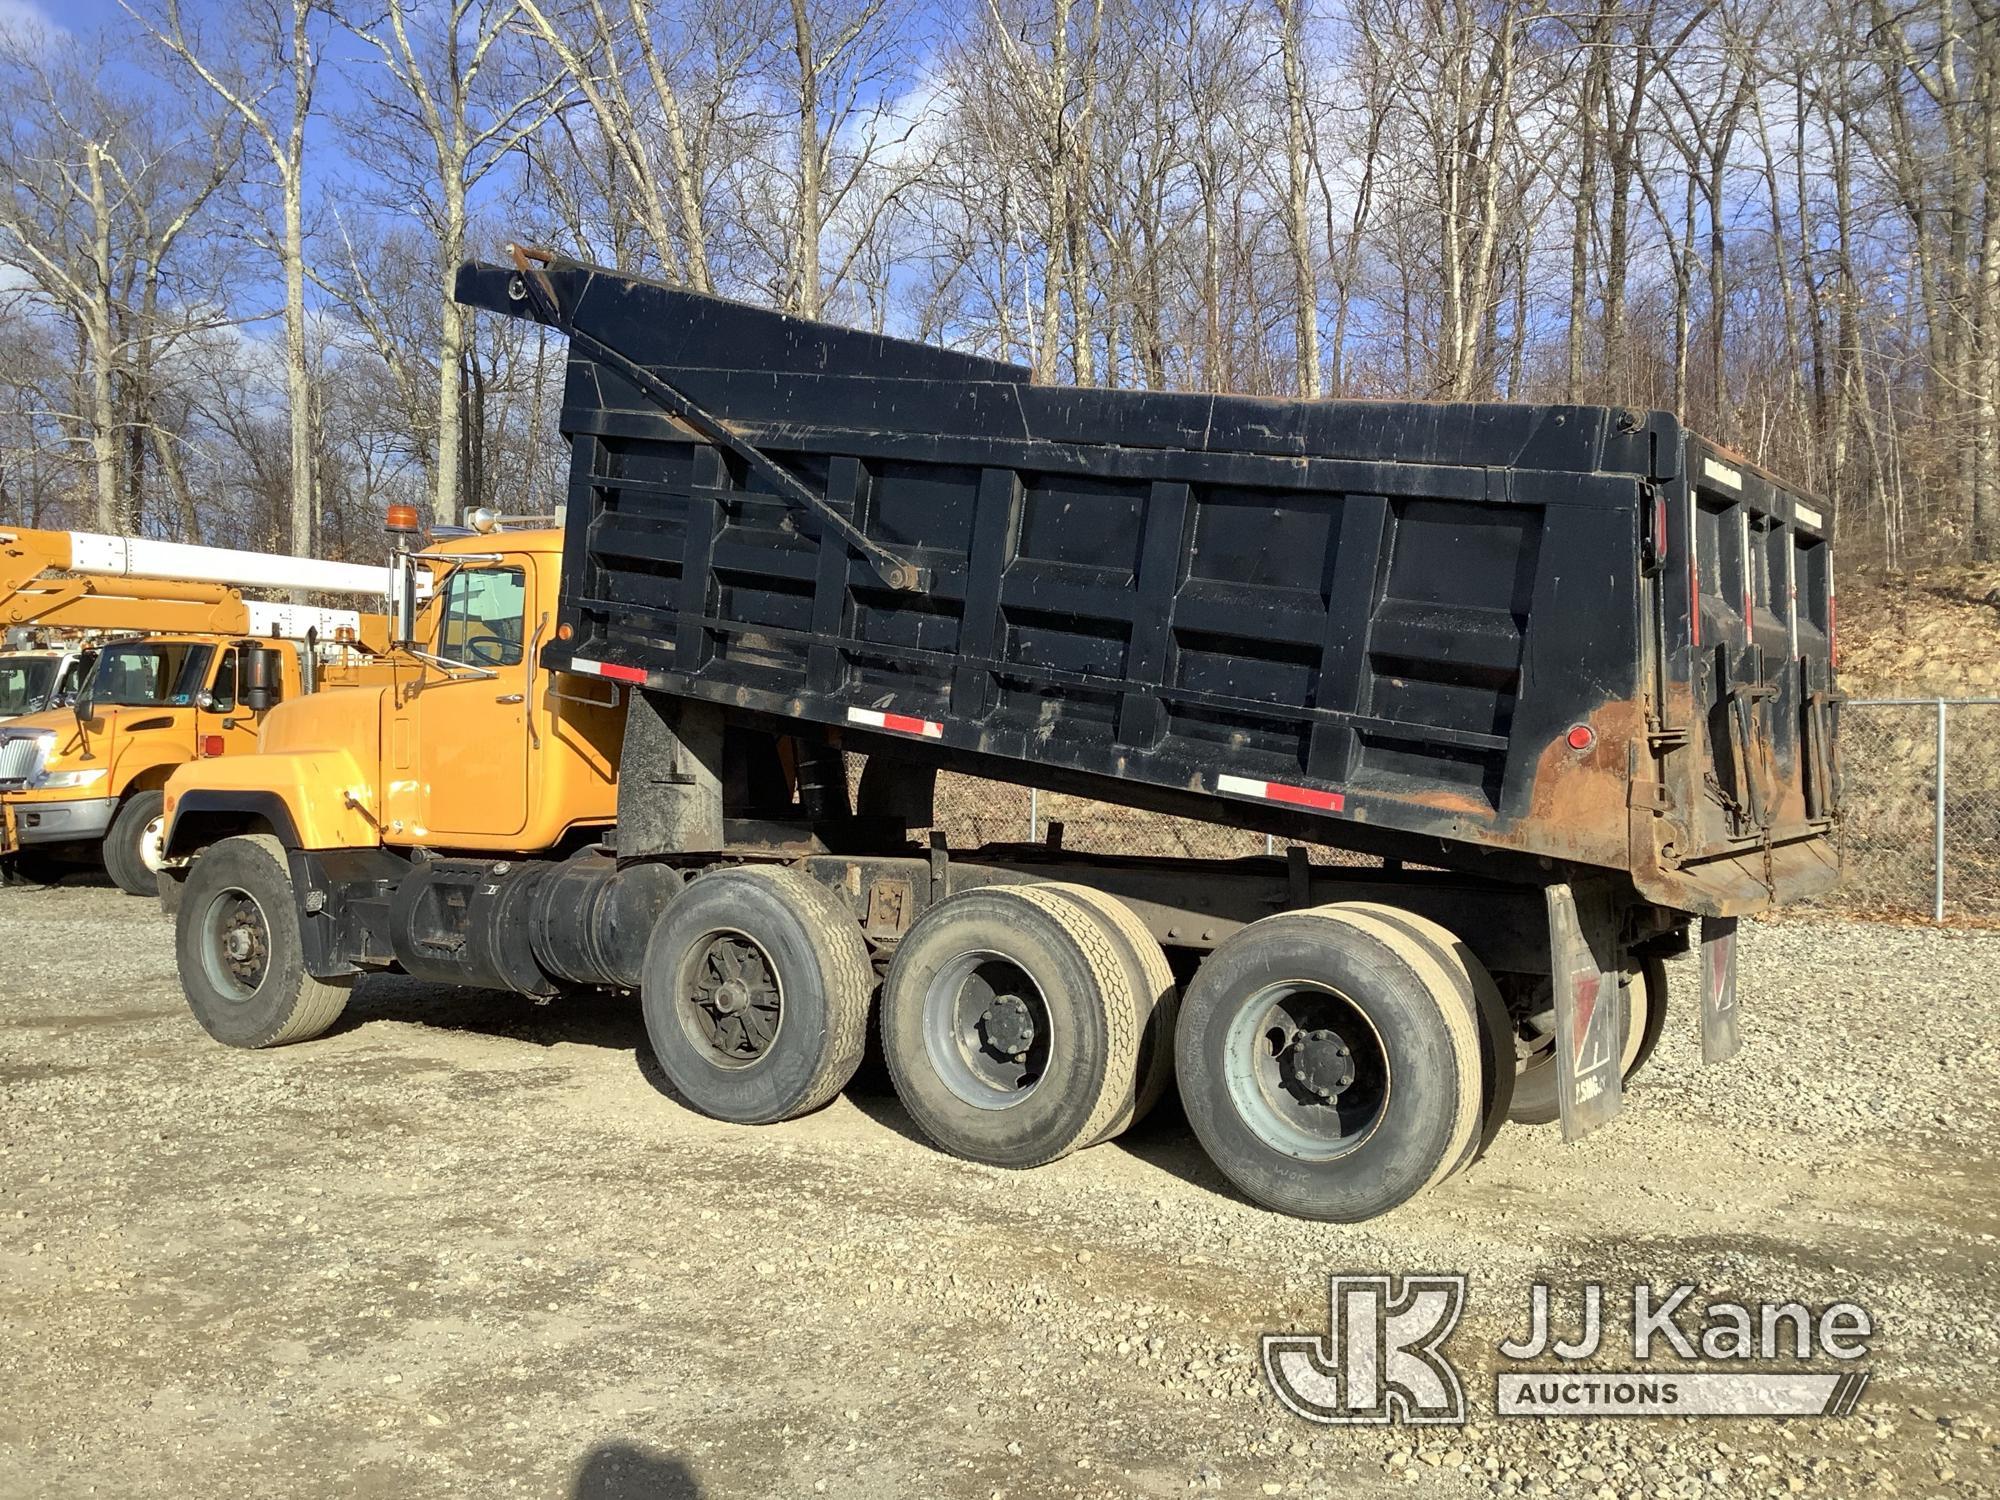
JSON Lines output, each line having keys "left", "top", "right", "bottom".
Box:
{"left": 1271, "top": 0, "right": 1322, "bottom": 396}
{"left": 0, "top": 34, "right": 236, "bottom": 533}
{"left": 515, "top": 0, "right": 767, "bottom": 289}
{"left": 338, "top": 0, "right": 568, "bottom": 523}
{"left": 128, "top": 0, "right": 328, "bottom": 558}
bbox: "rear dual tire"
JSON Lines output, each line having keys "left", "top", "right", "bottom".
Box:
{"left": 880, "top": 884, "right": 1141, "bottom": 1168}
{"left": 1508, "top": 954, "right": 1666, "bottom": 1125}
{"left": 1174, "top": 908, "right": 1485, "bottom": 1222}
{"left": 1328, "top": 902, "right": 1514, "bottom": 1169}
{"left": 639, "top": 866, "right": 874, "bottom": 1125}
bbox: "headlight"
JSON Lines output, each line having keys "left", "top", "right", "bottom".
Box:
{"left": 36, "top": 767, "right": 108, "bottom": 789}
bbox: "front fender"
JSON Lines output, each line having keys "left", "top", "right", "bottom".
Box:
{"left": 163, "top": 748, "right": 382, "bottom": 857}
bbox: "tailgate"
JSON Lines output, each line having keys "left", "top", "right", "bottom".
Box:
{"left": 1654, "top": 441, "right": 1837, "bottom": 908}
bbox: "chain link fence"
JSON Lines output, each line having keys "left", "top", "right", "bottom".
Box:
{"left": 915, "top": 699, "right": 2000, "bottom": 925}
{"left": 1835, "top": 699, "right": 2000, "bottom": 922}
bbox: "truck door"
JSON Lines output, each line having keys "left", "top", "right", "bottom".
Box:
{"left": 415, "top": 563, "right": 531, "bottom": 840}
{"left": 195, "top": 646, "right": 261, "bottom": 759}
{"left": 1669, "top": 445, "right": 1837, "bottom": 865}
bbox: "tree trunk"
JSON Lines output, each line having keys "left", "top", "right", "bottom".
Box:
{"left": 283, "top": 169, "right": 313, "bottom": 557}
{"left": 434, "top": 192, "right": 469, "bottom": 525}
{"left": 1275, "top": 0, "right": 1320, "bottom": 397}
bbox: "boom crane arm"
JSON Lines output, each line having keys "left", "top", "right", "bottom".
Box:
{"left": 1, "top": 527, "right": 396, "bottom": 648}
{"left": 1, "top": 527, "right": 392, "bottom": 598}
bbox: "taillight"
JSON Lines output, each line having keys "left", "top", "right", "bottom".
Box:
{"left": 1643, "top": 489, "right": 1668, "bottom": 568}
{"left": 200, "top": 734, "right": 225, "bottom": 758}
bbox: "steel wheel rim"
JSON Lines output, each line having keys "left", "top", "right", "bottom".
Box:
{"left": 677, "top": 928, "right": 784, "bottom": 1068}
{"left": 138, "top": 816, "right": 165, "bottom": 874}
{"left": 200, "top": 885, "right": 271, "bottom": 1003}
{"left": 922, "top": 948, "right": 1053, "bottom": 1110}
{"left": 1224, "top": 980, "right": 1390, "bottom": 1160}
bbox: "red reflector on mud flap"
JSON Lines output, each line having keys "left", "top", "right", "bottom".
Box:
{"left": 1700, "top": 915, "right": 1741, "bottom": 1064}
{"left": 1543, "top": 883, "right": 1622, "bottom": 1141}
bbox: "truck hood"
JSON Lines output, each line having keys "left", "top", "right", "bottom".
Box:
{"left": 3, "top": 701, "right": 181, "bottom": 754}
{"left": 0, "top": 702, "right": 180, "bottom": 791}
{"left": 255, "top": 683, "right": 384, "bottom": 756}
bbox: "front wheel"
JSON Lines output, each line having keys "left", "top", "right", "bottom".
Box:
{"left": 103, "top": 789, "right": 167, "bottom": 897}
{"left": 175, "top": 834, "right": 353, "bottom": 1048}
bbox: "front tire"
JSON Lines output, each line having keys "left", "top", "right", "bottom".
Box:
{"left": 175, "top": 834, "right": 353, "bottom": 1047}
{"left": 103, "top": 789, "right": 167, "bottom": 897}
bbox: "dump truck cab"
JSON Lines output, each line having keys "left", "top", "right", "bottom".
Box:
{"left": 161, "top": 524, "right": 622, "bottom": 868}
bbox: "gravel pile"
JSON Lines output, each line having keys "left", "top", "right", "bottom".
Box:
{"left": 1, "top": 883, "right": 1994, "bottom": 1499}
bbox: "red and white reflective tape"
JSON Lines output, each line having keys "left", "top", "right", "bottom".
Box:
{"left": 568, "top": 657, "right": 647, "bottom": 685}
{"left": 847, "top": 706, "right": 944, "bottom": 739}
{"left": 1216, "top": 772, "right": 1345, "bottom": 813}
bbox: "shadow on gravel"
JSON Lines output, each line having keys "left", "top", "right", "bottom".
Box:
{"left": 329, "top": 973, "right": 1250, "bottom": 1206}
{"left": 0, "top": 856, "right": 116, "bottom": 891}
{"left": 571, "top": 1440, "right": 702, "bottom": 1499}
{"left": 331, "top": 976, "right": 649, "bottom": 1051}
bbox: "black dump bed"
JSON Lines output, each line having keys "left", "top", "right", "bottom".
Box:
{"left": 457, "top": 253, "right": 1839, "bottom": 916}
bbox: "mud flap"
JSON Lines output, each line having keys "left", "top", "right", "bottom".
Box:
{"left": 1699, "top": 915, "right": 1741, "bottom": 1064}
{"left": 1544, "top": 883, "right": 1623, "bottom": 1141}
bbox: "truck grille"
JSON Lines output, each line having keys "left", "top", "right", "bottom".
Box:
{"left": 0, "top": 733, "right": 48, "bottom": 788}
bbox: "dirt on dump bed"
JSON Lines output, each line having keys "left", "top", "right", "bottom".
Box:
{"left": 1, "top": 878, "right": 1996, "bottom": 1500}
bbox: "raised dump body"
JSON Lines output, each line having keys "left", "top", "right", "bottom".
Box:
{"left": 456, "top": 253, "right": 1838, "bottom": 917}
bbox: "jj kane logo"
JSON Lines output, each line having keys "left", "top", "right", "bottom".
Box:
{"left": 1265, "top": 1277, "right": 1873, "bottom": 1425}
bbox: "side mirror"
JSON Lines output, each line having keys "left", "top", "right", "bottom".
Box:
{"left": 242, "top": 647, "right": 284, "bottom": 712}
{"left": 391, "top": 550, "right": 419, "bottom": 650}
{"left": 195, "top": 690, "right": 218, "bottom": 712}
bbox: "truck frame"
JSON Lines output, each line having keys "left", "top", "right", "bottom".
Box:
{"left": 156, "top": 250, "right": 1840, "bottom": 1221}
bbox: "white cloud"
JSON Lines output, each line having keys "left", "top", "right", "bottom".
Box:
{"left": 0, "top": 0, "right": 63, "bottom": 58}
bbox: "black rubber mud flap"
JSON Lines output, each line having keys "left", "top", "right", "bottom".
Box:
{"left": 1544, "top": 883, "right": 1623, "bottom": 1142}
{"left": 1699, "top": 915, "right": 1741, "bottom": 1063}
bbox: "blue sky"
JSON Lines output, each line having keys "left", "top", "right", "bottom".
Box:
{"left": 9, "top": 0, "right": 421, "bottom": 209}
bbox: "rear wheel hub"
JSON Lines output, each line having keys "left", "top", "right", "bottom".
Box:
{"left": 1288, "top": 1028, "right": 1356, "bottom": 1100}
{"left": 979, "top": 993, "right": 1036, "bottom": 1059}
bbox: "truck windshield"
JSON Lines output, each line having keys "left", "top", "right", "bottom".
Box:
{"left": 89, "top": 641, "right": 216, "bottom": 707}
{"left": 0, "top": 656, "right": 58, "bottom": 715}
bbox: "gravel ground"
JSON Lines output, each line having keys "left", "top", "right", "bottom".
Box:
{"left": 1, "top": 879, "right": 1996, "bottom": 1500}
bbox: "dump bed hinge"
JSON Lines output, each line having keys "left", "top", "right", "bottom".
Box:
{"left": 506, "top": 245, "right": 931, "bottom": 594}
